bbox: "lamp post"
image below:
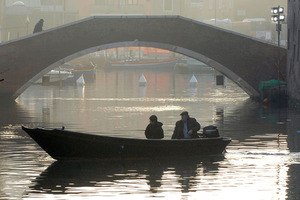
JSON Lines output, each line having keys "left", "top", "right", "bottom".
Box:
{"left": 25, "top": 16, "right": 30, "bottom": 34}
{"left": 215, "top": 0, "right": 217, "bottom": 25}
{"left": 271, "top": 6, "right": 285, "bottom": 101}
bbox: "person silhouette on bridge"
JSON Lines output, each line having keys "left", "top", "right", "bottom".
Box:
{"left": 33, "top": 19, "right": 44, "bottom": 33}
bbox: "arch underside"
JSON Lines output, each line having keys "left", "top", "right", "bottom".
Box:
{"left": 15, "top": 41, "right": 258, "bottom": 99}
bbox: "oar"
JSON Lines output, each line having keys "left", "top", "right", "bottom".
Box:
{"left": 112, "top": 130, "right": 145, "bottom": 132}
{"left": 112, "top": 129, "right": 174, "bottom": 132}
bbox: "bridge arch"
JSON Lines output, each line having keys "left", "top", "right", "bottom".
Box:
{"left": 0, "top": 15, "right": 286, "bottom": 100}
{"left": 19, "top": 40, "right": 257, "bottom": 98}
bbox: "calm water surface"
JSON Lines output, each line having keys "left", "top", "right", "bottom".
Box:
{"left": 1, "top": 66, "right": 300, "bottom": 200}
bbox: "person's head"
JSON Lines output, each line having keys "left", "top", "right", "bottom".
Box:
{"left": 39, "top": 19, "right": 44, "bottom": 24}
{"left": 149, "top": 115, "right": 158, "bottom": 124}
{"left": 180, "top": 111, "right": 189, "bottom": 121}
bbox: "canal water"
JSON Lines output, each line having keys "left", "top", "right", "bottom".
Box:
{"left": 1, "top": 65, "right": 300, "bottom": 200}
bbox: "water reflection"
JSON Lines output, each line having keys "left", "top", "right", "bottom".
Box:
{"left": 287, "top": 111, "right": 300, "bottom": 152}
{"left": 0, "top": 126, "right": 52, "bottom": 200}
{"left": 287, "top": 164, "right": 300, "bottom": 199}
{"left": 15, "top": 67, "right": 251, "bottom": 137}
{"left": 26, "top": 156, "right": 224, "bottom": 197}
{"left": 2, "top": 66, "right": 300, "bottom": 199}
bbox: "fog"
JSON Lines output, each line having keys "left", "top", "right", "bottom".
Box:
{"left": 0, "top": 0, "right": 287, "bottom": 43}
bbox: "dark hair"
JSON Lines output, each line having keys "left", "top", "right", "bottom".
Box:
{"left": 149, "top": 115, "right": 158, "bottom": 122}
{"left": 180, "top": 111, "right": 189, "bottom": 116}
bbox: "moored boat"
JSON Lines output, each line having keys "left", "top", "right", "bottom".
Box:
{"left": 35, "top": 69, "right": 73, "bottom": 85}
{"left": 60, "top": 62, "right": 97, "bottom": 81}
{"left": 22, "top": 126, "right": 231, "bottom": 160}
{"left": 104, "top": 57, "right": 179, "bottom": 69}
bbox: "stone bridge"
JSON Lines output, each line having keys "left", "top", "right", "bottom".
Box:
{"left": 0, "top": 15, "right": 286, "bottom": 100}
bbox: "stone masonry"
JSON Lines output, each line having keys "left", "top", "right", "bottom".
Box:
{"left": 287, "top": 0, "right": 300, "bottom": 105}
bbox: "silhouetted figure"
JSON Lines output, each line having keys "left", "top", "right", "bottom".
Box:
{"left": 172, "top": 111, "right": 201, "bottom": 139}
{"left": 33, "top": 19, "right": 44, "bottom": 33}
{"left": 145, "top": 115, "right": 164, "bottom": 139}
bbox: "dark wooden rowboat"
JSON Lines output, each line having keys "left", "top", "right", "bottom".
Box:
{"left": 22, "top": 126, "right": 231, "bottom": 160}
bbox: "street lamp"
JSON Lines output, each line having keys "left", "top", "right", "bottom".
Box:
{"left": 25, "top": 16, "right": 30, "bottom": 34}
{"left": 271, "top": 6, "right": 285, "bottom": 101}
{"left": 215, "top": 0, "right": 217, "bottom": 25}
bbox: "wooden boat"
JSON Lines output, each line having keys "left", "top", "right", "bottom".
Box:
{"left": 35, "top": 69, "right": 73, "bottom": 85}
{"left": 22, "top": 126, "right": 231, "bottom": 160}
{"left": 60, "top": 62, "right": 96, "bottom": 81}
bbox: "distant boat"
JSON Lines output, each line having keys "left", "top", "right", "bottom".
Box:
{"left": 35, "top": 62, "right": 96, "bottom": 86}
{"left": 35, "top": 69, "right": 73, "bottom": 85}
{"left": 104, "top": 57, "right": 179, "bottom": 69}
{"left": 186, "top": 58, "right": 207, "bottom": 67}
{"left": 176, "top": 57, "right": 208, "bottom": 67}
{"left": 22, "top": 126, "right": 231, "bottom": 160}
{"left": 60, "top": 62, "right": 97, "bottom": 80}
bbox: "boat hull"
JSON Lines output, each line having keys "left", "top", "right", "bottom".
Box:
{"left": 22, "top": 127, "right": 231, "bottom": 160}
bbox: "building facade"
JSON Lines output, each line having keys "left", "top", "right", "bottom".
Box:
{"left": 0, "top": 0, "right": 287, "bottom": 42}
{"left": 287, "top": 0, "right": 300, "bottom": 105}
{"left": 0, "top": 0, "right": 79, "bottom": 41}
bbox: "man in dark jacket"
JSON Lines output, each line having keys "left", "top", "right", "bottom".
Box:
{"left": 33, "top": 19, "right": 44, "bottom": 33}
{"left": 172, "top": 111, "right": 201, "bottom": 139}
{"left": 145, "top": 115, "right": 164, "bottom": 139}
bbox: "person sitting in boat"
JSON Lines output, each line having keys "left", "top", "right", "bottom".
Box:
{"left": 145, "top": 115, "right": 164, "bottom": 139}
{"left": 171, "top": 111, "right": 201, "bottom": 139}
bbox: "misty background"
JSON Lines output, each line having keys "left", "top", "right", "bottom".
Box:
{"left": 0, "top": 0, "right": 287, "bottom": 45}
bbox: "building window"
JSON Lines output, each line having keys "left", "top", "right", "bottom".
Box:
{"left": 228, "top": 0, "right": 232, "bottom": 9}
{"left": 41, "top": 0, "right": 63, "bottom": 5}
{"left": 191, "top": 0, "right": 203, "bottom": 7}
{"left": 107, "top": 0, "right": 114, "bottom": 5}
{"left": 118, "top": 0, "right": 138, "bottom": 6}
{"left": 95, "top": 0, "right": 106, "bottom": 5}
{"left": 209, "top": 0, "right": 213, "bottom": 9}
{"left": 119, "top": 0, "right": 126, "bottom": 6}
{"left": 127, "top": 0, "right": 138, "bottom": 5}
{"left": 164, "top": 0, "right": 173, "bottom": 11}
{"left": 95, "top": 0, "right": 115, "bottom": 5}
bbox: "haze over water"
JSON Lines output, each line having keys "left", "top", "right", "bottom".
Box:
{"left": 1, "top": 64, "right": 300, "bottom": 200}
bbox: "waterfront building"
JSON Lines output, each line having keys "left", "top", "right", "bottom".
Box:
{"left": 0, "top": 0, "right": 79, "bottom": 41}
{"left": 0, "top": 0, "right": 287, "bottom": 42}
{"left": 287, "top": 1, "right": 300, "bottom": 105}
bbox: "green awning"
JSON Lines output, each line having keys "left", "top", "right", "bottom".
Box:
{"left": 259, "top": 79, "right": 286, "bottom": 91}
